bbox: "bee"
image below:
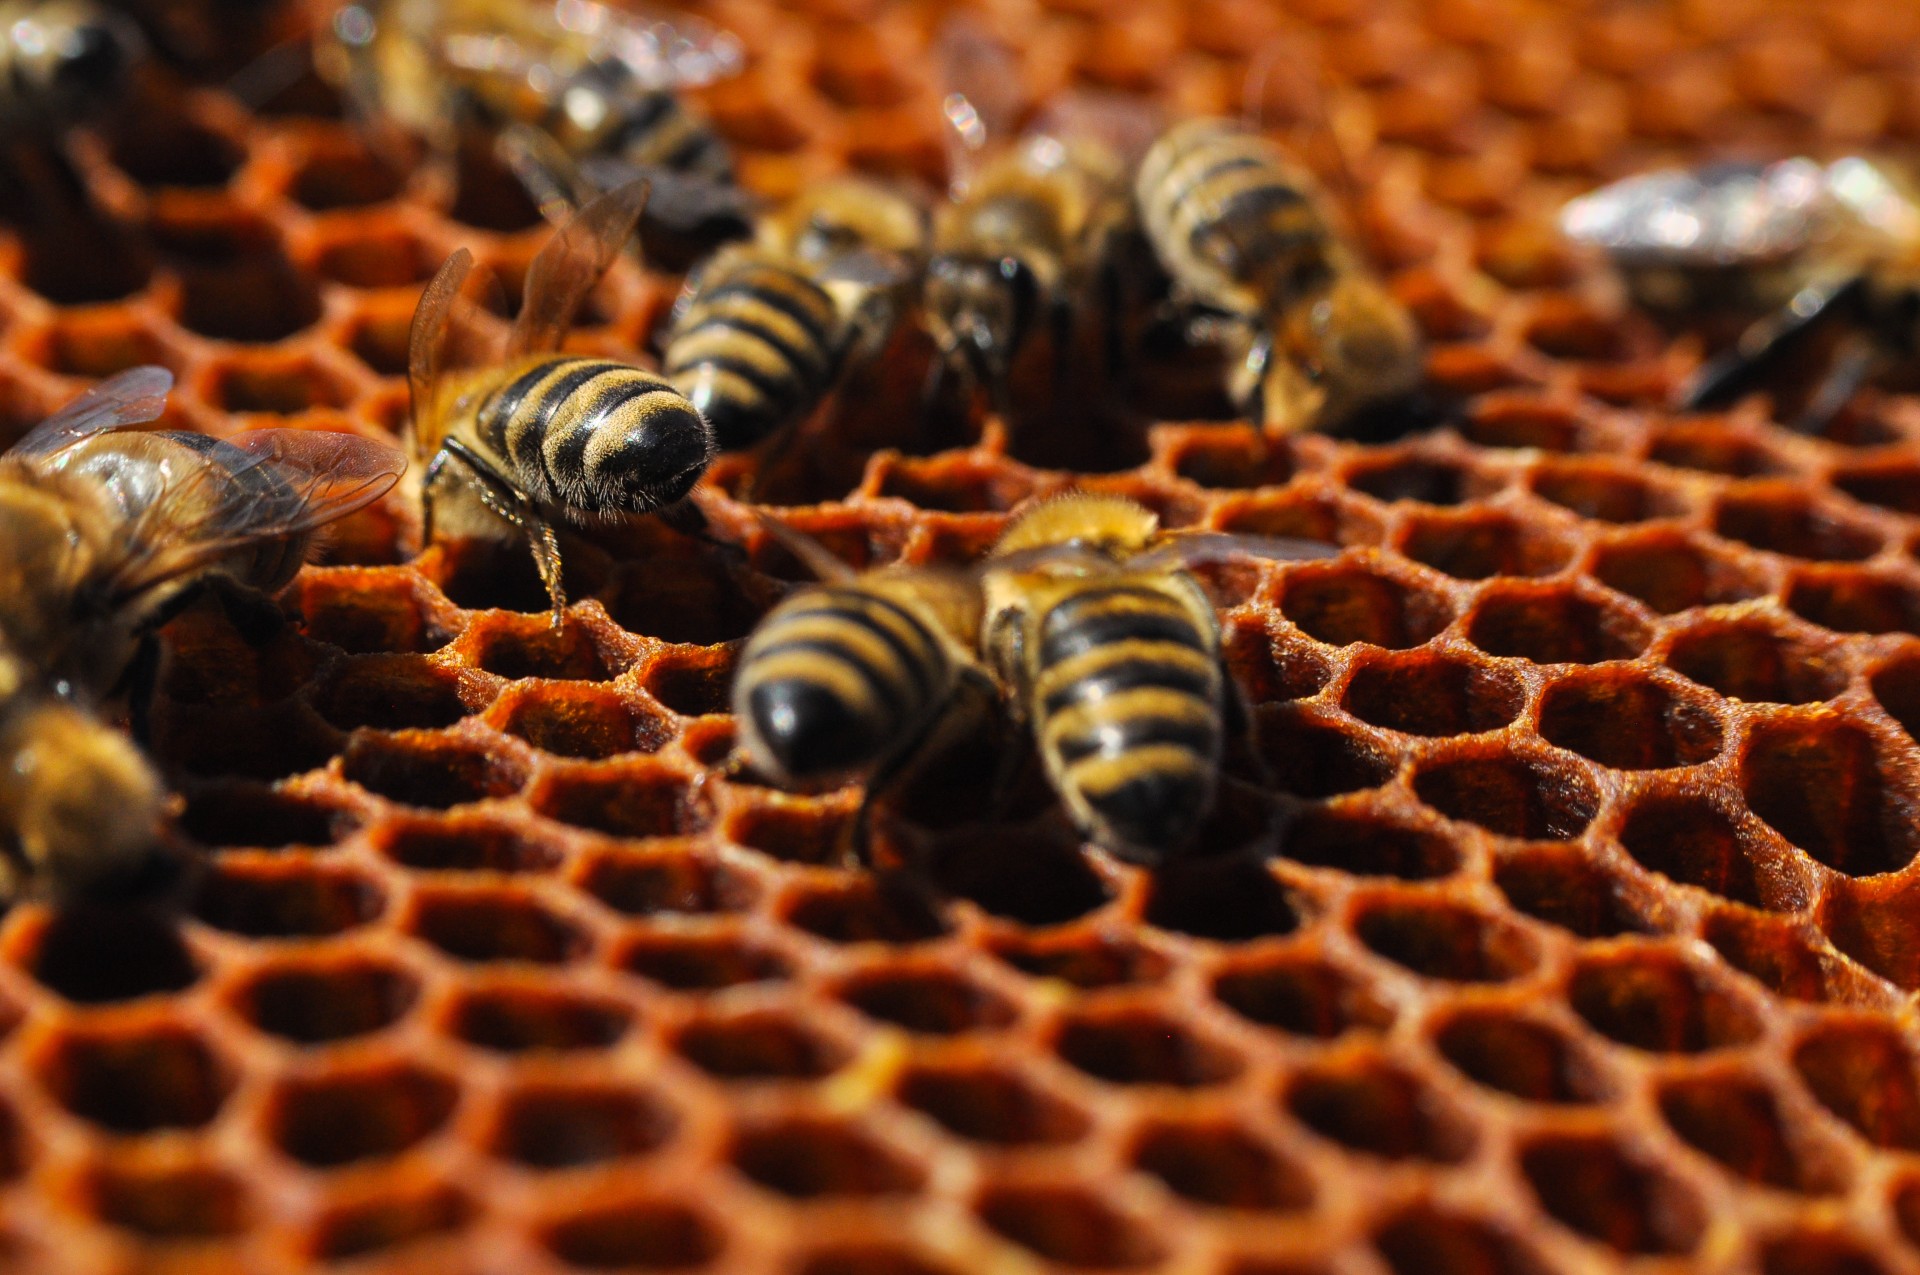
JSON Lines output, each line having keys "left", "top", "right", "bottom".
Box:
{"left": 922, "top": 19, "right": 1150, "bottom": 432}
{"left": 408, "top": 179, "right": 716, "bottom": 624}
{"left": 730, "top": 519, "right": 992, "bottom": 861}
{"left": 980, "top": 494, "right": 1332, "bottom": 864}
{"left": 0, "top": 0, "right": 144, "bottom": 142}
{"left": 1560, "top": 157, "right": 1920, "bottom": 433}
{"left": 317, "top": 0, "right": 748, "bottom": 264}
{"left": 1135, "top": 116, "right": 1422, "bottom": 437}
{"left": 661, "top": 177, "right": 925, "bottom": 456}
{"left": 0, "top": 367, "right": 404, "bottom": 899}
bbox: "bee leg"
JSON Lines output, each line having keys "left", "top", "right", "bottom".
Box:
{"left": 1791, "top": 330, "right": 1881, "bottom": 437}
{"left": 440, "top": 438, "right": 571, "bottom": 627}
{"left": 1678, "top": 274, "right": 1867, "bottom": 413}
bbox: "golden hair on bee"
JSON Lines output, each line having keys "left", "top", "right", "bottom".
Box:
{"left": 991, "top": 492, "right": 1161, "bottom": 559}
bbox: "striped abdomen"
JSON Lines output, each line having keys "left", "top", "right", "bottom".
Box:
{"left": 1031, "top": 580, "right": 1223, "bottom": 861}
{"left": 1137, "top": 118, "right": 1337, "bottom": 316}
{"left": 736, "top": 585, "right": 954, "bottom": 785}
{"left": 663, "top": 249, "right": 842, "bottom": 451}
{"left": 472, "top": 357, "right": 713, "bottom": 516}
{"left": 530, "top": 60, "right": 734, "bottom": 183}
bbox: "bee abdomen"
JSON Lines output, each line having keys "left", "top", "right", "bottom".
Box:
{"left": 612, "top": 90, "right": 733, "bottom": 182}
{"left": 664, "top": 258, "right": 841, "bottom": 450}
{"left": 737, "top": 587, "right": 950, "bottom": 783}
{"left": 478, "top": 357, "right": 710, "bottom": 513}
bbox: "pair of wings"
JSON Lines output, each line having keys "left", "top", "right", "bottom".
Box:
{"left": 432, "top": 0, "right": 743, "bottom": 93}
{"left": 1559, "top": 157, "right": 1919, "bottom": 270}
{"left": 406, "top": 178, "right": 650, "bottom": 461}
{"left": 10, "top": 367, "right": 404, "bottom": 605}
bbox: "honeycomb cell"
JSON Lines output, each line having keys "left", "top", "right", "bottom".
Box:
{"left": 1344, "top": 454, "right": 1487, "bottom": 506}
{"left": 1618, "top": 792, "right": 1810, "bottom": 911}
{"left": 495, "top": 683, "right": 672, "bottom": 760}
{"left": 1054, "top": 1008, "right": 1243, "bottom": 1088}
{"left": 1130, "top": 1120, "right": 1314, "bottom": 1211}
{"left": 1589, "top": 532, "right": 1770, "bottom": 614}
{"left": 1757, "top": 1231, "right": 1894, "bottom": 1275}
{"left": 1466, "top": 583, "right": 1649, "bottom": 662}
{"left": 539, "top": 1196, "right": 722, "bottom": 1269}
{"left": 443, "top": 982, "right": 632, "bottom": 1053}
{"left": 1286, "top": 1054, "right": 1473, "bottom": 1162}
{"left": 286, "top": 140, "right": 405, "bottom": 210}
{"left": 1279, "top": 808, "right": 1462, "bottom": 880}
{"left": 408, "top": 885, "right": 587, "bottom": 964}
{"left": 180, "top": 782, "right": 359, "bottom": 851}
{"left": 1517, "top": 1132, "right": 1704, "bottom": 1255}
{"left": 1277, "top": 563, "right": 1454, "bottom": 649}
{"left": 1713, "top": 490, "right": 1884, "bottom": 561}
{"left": 25, "top": 908, "right": 199, "bottom": 1004}
{"left": 619, "top": 931, "right": 792, "bottom": 992}
{"left": 204, "top": 353, "right": 357, "bottom": 415}
{"left": 1785, "top": 568, "right": 1920, "bottom": 636}
{"left": 727, "top": 798, "right": 855, "bottom": 867}
{"left": 896, "top": 1062, "right": 1091, "bottom": 1146}
{"left": 1833, "top": 459, "right": 1920, "bottom": 515}
{"left": 35, "top": 1025, "right": 231, "bottom": 1133}
{"left": 1372, "top": 1206, "right": 1548, "bottom": 1275}
{"left": 1351, "top": 894, "right": 1538, "bottom": 982}
{"left": 1430, "top": 1009, "right": 1609, "bottom": 1103}
{"left": 835, "top": 966, "right": 1017, "bottom": 1035}
{"left": 641, "top": 647, "right": 737, "bottom": 717}
{"left": 1411, "top": 749, "right": 1599, "bottom": 840}
{"left": 231, "top": 955, "right": 418, "bottom": 1043}
{"left": 1650, "top": 424, "right": 1793, "bottom": 477}
{"left": 532, "top": 764, "right": 710, "bottom": 839}
{"left": 673, "top": 1008, "right": 850, "bottom": 1082}
{"left": 730, "top": 1117, "right": 925, "bottom": 1198}
{"left": 1143, "top": 854, "right": 1303, "bottom": 937}
{"left": 976, "top": 1185, "right": 1167, "bottom": 1269}
{"left": 1341, "top": 649, "right": 1523, "bottom": 737}
{"left": 1538, "top": 668, "right": 1723, "bottom": 769}
{"left": 308, "top": 1179, "right": 470, "bottom": 1262}
{"left": 1741, "top": 716, "right": 1920, "bottom": 877}
{"left": 485, "top": 1081, "right": 678, "bottom": 1170}
{"left": 1658, "top": 1071, "right": 1849, "bottom": 1193}
{"left": 1667, "top": 619, "right": 1846, "bottom": 704}
{"left": 990, "top": 933, "right": 1172, "bottom": 989}
{"left": 266, "top": 1063, "right": 458, "bottom": 1168}
{"left": 466, "top": 613, "right": 616, "bottom": 680}
{"left": 1257, "top": 710, "right": 1397, "bottom": 798}
{"left": 192, "top": 860, "right": 384, "bottom": 938}
{"left": 83, "top": 1158, "right": 247, "bottom": 1239}
{"left": 1870, "top": 649, "right": 1920, "bottom": 743}
{"left": 307, "top": 219, "right": 439, "bottom": 289}
{"left": 1495, "top": 849, "right": 1655, "bottom": 937}
{"left": 376, "top": 813, "right": 563, "bottom": 873}
{"left": 296, "top": 571, "right": 445, "bottom": 655}
{"left": 1212, "top": 951, "right": 1393, "bottom": 1038}
{"left": 1529, "top": 458, "right": 1692, "bottom": 524}
{"left": 26, "top": 310, "right": 176, "bottom": 379}
{"left": 1569, "top": 948, "right": 1764, "bottom": 1053}
{"left": 341, "top": 732, "right": 528, "bottom": 810}
{"left": 782, "top": 876, "right": 951, "bottom": 944}
{"left": 312, "top": 655, "right": 470, "bottom": 732}
{"left": 578, "top": 848, "right": 756, "bottom": 916}
{"left": 1459, "top": 394, "right": 1586, "bottom": 451}
{"left": 1396, "top": 508, "right": 1575, "bottom": 580}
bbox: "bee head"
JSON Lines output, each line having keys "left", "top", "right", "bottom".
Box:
{"left": 1269, "top": 274, "right": 1422, "bottom": 433}
{"left": 925, "top": 254, "right": 1039, "bottom": 388}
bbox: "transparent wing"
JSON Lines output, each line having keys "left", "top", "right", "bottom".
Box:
{"left": 1559, "top": 159, "right": 1834, "bottom": 268}
{"left": 552, "top": 0, "right": 743, "bottom": 89}
{"left": 754, "top": 511, "right": 857, "bottom": 584}
{"left": 408, "top": 247, "right": 477, "bottom": 463}
{"left": 1242, "top": 32, "right": 1368, "bottom": 213}
{"left": 816, "top": 246, "right": 914, "bottom": 290}
{"left": 935, "top": 14, "right": 1023, "bottom": 196}
{"left": 1131, "top": 531, "right": 1340, "bottom": 572}
{"left": 1030, "top": 89, "right": 1165, "bottom": 170}
{"left": 10, "top": 366, "right": 173, "bottom": 460}
{"left": 509, "top": 178, "right": 651, "bottom": 357}
{"left": 978, "top": 543, "right": 1116, "bottom": 578}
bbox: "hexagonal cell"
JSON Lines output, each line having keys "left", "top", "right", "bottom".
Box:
{"left": 1795, "top": 1018, "right": 1920, "bottom": 1151}
{"left": 1130, "top": 1120, "right": 1314, "bottom": 1212}
{"left": 408, "top": 885, "right": 586, "bottom": 964}
{"left": 312, "top": 655, "right": 469, "bottom": 732}
{"left": 1522, "top": 294, "right": 1636, "bottom": 360}
{"left": 467, "top": 613, "right": 616, "bottom": 679}
{"left": 782, "top": 876, "right": 952, "bottom": 945}
{"left": 341, "top": 732, "right": 527, "bottom": 810}
{"left": 1216, "top": 487, "right": 1379, "bottom": 547}
{"left": 497, "top": 685, "right": 672, "bottom": 760}
{"left": 1668, "top": 620, "right": 1846, "bottom": 704}
{"left": 1714, "top": 491, "right": 1883, "bottom": 561}
{"left": 1054, "top": 1008, "right": 1243, "bottom": 1088}
{"left": 1460, "top": 394, "right": 1585, "bottom": 451}
{"left": 485, "top": 1081, "right": 678, "bottom": 1170}
{"left": 1823, "top": 874, "right": 1920, "bottom": 990}
{"left": 1466, "top": 584, "right": 1649, "bottom": 662}
{"left": 641, "top": 645, "right": 736, "bottom": 716}
{"left": 989, "top": 933, "right": 1171, "bottom": 989}
{"left": 1212, "top": 952, "right": 1393, "bottom": 1038}
{"left": 1871, "top": 649, "right": 1920, "bottom": 745}
{"left": 444, "top": 982, "right": 631, "bottom": 1053}
{"left": 673, "top": 1009, "right": 849, "bottom": 1081}
{"left": 288, "top": 142, "right": 405, "bottom": 210}
{"left": 1285, "top": 1054, "right": 1473, "bottom": 1162}
{"left": 1650, "top": 424, "right": 1792, "bottom": 477}
{"left": 309, "top": 220, "right": 439, "bottom": 289}
{"left": 1256, "top": 709, "right": 1397, "bottom": 798}
{"left": 577, "top": 848, "right": 756, "bottom": 916}
{"left": 1345, "top": 455, "right": 1489, "bottom": 505}
{"left": 1222, "top": 619, "right": 1335, "bottom": 704}
{"left": 1411, "top": 750, "right": 1599, "bottom": 840}
{"left": 171, "top": 238, "right": 323, "bottom": 343}
{"left": 25, "top": 908, "right": 199, "bottom": 1003}
{"left": 1342, "top": 650, "right": 1523, "bottom": 737}
{"left": 204, "top": 354, "right": 356, "bottom": 415}
{"left": 618, "top": 930, "right": 791, "bottom": 991}
{"left": 106, "top": 112, "right": 242, "bottom": 187}
{"left": 296, "top": 571, "right": 444, "bottom": 654}
{"left": 82, "top": 1158, "right": 246, "bottom": 1240}
{"left": 1758, "top": 1232, "right": 1892, "bottom": 1275}
{"left": 1704, "top": 909, "right": 1880, "bottom": 1006}
{"left": 1352, "top": 894, "right": 1538, "bottom": 983}
{"left": 1277, "top": 563, "right": 1453, "bottom": 648}
{"left": 231, "top": 955, "right": 418, "bottom": 1043}
{"left": 730, "top": 1117, "right": 925, "bottom": 1199}
{"left": 192, "top": 860, "right": 384, "bottom": 938}
{"left": 1590, "top": 532, "right": 1770, "bottom": 615}
{"left": 35, "top": 1025, "right": 231, "bottom": 1133}
{"left": 1537, "top": 668, "right": 1723, "bottom": 769}
{"left": 1620, "top": 793, "right": 1809, "bottom": 911}
{"left": 1787, "top": 569, "right": 1920, "bottom": 636}
{"left": 179, "top": 781, "right": 360, "bottom": 851}
{"left": 1658, "top": 1071, "right": 1849, "bottom": 1193}
{"left": 976, "top": 1185, "right": 1166, "bottom": 1269}
{"left": 13, "top": 217, "right": 151, "bottom": 305}
{"left": 1835, "top": 459, "right": 1920, "bottom": 516}
{"left": 531, "top": 764, "right": 711, "bottom": 839}
{"left": 1518, "top": 1133, "right": 1704, "bottom": 1255}
{"left": 375, "top": 814, "right": 563, "bottom": 873}
{"left": 1495, "top": 848, "right": 1654, "bottom": 938}
{"left": 1529, "top": 459, "right": 1692, "bottom": 523}
{"left": 1742, "top": 716, "right": 1920, "bottom": 877}
{"left": 871, "top": 453, "right": 1039, "bottom": 511}
{"left": 1279, "top": 808, "right": 1462, "bottom": 881}
{"left": 1139, "top": 853, "right": 1302, "bottom": 938}
{"left": 603, "top": 554, "right": 774, "bottom": 647}
{"left": 539, "top": 1196, "right": 721, "bottom": 1269}
{"left": 29, "top": 310, "right": 175, "bottom": 379}
{"left": 727, "top": 798, "right": 855, "bottom": 866}
{"left": 1893, "top": 1177, "right": 1920, "bottom": 1251}
{"left": 1568, "top": 948, "right": 1763, "bottom": 1053}
{"left": 267, "top": 1063, "right": 458, "bottom": 1168}
{"left": 1431, "top": 1009, "right": 1609, "bottom": 1103}
{"left": 1167, "top": 433, "right": 1298, "bottom": 489}
{"left": 791, "top": 1243, "right": 962, "bottom": 1275}
{"left": 897, "top": 1062, "right": 1090, "bottom": 1146}
{"left": 1372, "top": 1206, "right": 1547, "bottom": 1275}
{"left": 308, "top": 1180, "right": 470, "bottom": 1262}
{"left": 836, "top": 966, "right": 1017, "bottom": 1035}
{"left": 1397, "top": 508, "right": 1574, "bottom": 580}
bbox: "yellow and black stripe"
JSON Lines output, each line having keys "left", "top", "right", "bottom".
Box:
{"left": 663, "top": 247, "right": 842, "bottom": 451}
{"left": 1136, "top": 117, "right": 1338, "bottom": 317}
{"left": 1030, "top": 580, "right": 1224, "bottom": 859}
{"left": 735, "top": 584, "right": 955, "bottom": 785}
{"left": 473, "top": 356, "right": 713, "bottom": 515}
{"left": 537, "top": 63, "right": 734, "bottom": 184}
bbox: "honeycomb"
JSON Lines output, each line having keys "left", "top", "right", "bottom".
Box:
{"left": 8, "top": 0, "right": 1920, "bottom": 1269}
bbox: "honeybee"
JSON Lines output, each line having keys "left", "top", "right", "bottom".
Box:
{"left": 408, "top": 179, "right": 715, "bottom": 624}
{"left": 0, "top": 367, "right": 404, "bottom": 900}
{"left": 981, "top": 494, "right": 1333, "bottom": 864}
{"left": 0, "top": 0, "right": 144, "bottom": 142}
{"left": 661, "top": 177, "right": 925, "bottom": 456}
{"left": 1135, "top": 117, "right": 1422, "bottom": 437}
{"left": 923, "top": 19, "right": 1150, "bottom": 431}
{"left": 1560, "top": 157, "right": 1920, "bottom": 433}
{"left": 316, "top": 0, "right": 748, "bottom": 261}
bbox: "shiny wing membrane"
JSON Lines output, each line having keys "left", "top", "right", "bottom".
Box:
{"left": 508, "top": 178, "right": 651, "bottom": 357}
{"left": 8, "top": 366, "right": 174, "bottom": 460}
{"left": 934, "top": 14, "right": 1023, "bottom": 196}
{"left": 1559, "top": 159, "right": 1833, "bottom": 268}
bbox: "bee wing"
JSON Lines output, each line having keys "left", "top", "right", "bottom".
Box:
{"left": 9, "top": 366, "right": 174, "bottom": 461}
{"left": 1559, "top": 159, "right": 1833, "bottom": 268}
{"left": 935, "top": 15, "right": 1023, "bottom": 196}
{"left": 815, "top": 247, "right": 914, "bottom": 290}
{"left": 548, "top": 0, "right": 744, "bottom": 90}
{"left": 754, "top": 512, "right": 858, "bottom": 584}
{"left": 407, "top": 247, "right": 479, "bottom": 463}
{"left": 507, "top": 179, "right": 651, "bottom": 358}
{"left": 1029, "top": 89, "right": 1165, "bottom": 170}
{"left": 977, "top": 543, "right": 1116, "bottom": 578}
{"left": 1130, "top": 531, "right": 1340, "bottom": 573}
{"left": 1241, "top": 32, "right": 1370, "bottom": 215}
